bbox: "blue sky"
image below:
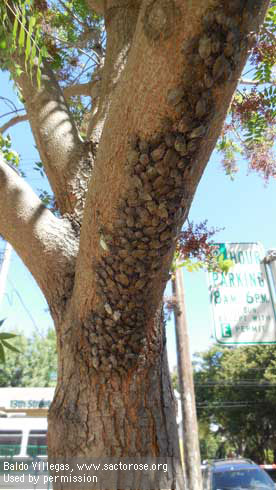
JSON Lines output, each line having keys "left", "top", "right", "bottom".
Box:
{"left": 1, "top": 71, "right": 276, "bottom": 370}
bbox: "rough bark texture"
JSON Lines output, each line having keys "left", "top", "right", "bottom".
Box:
{"left": 0, "top": 0, "right": 270, "bottom": 487}
{"left": 49, "top": 309, "right": 180, "bottom": 457}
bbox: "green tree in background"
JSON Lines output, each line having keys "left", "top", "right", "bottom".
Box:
{"left": 0, "top": 328, "right": 57, "bottom": 387}
{"left": 194, "top": 345, "right": 276, "bottom": 463}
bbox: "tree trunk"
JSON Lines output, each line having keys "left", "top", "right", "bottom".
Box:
{"left": 48, "top": 309, "right": 184, "bottom": 487}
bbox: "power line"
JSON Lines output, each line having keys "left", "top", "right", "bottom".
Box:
{"left": 196, "top": 401, "right": 272, "bottom": 408}
{"left": 6, "top": 280, "right": 44, "bottom": 337}
{"left": 195, "top": 382, "right": 276, "bottom": 387}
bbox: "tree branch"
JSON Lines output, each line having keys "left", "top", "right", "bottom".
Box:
{"left": 0, "top": 114, "right": 28, "bottom": 134}
{"left": 240, "top": 78, "right": 259, "bottom": 85}
{"left": 63, "top": 80, "right": 98, "bottom": 99}
{"left": 85, "top": 0, "right": 104, "bottom": 15}
{"left": 86, "top": 0, "right": 141, "bottom": 141}
{"left": 0, "top": 155, "right": 79, "bottom": 316}
{"left": 262, "top": 26, "right": 276, "bottom": 43}
{"left": 15, "top": 61, "right": 94, "bottom": 218}
{"left": 47, "top": 33, "right": 100, "bottom": 64}
{"left": 57, "top": 0, "right": 87, "bottom": 27}
{"left": 73, "top": 0, "right": 270, "bottom": 321}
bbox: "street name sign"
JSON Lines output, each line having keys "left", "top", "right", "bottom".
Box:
{"left": 208, "top": 242, "right": 276, "bottom": 345}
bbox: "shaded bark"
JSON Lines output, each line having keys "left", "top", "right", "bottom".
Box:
{"left": 86, "top": 0, "right": 105, "bottom": 15}
{"left": 49, "top": 310, "right": 176, "bottom": 456}
{"left": 0, "top": 157, "right": 78, "bottom": 317}
{"left": 87, "top": 0, "right": 142, "bottom": 141}
{"left": 16, "top": 63, "right": 94, "bottom": 218}
{"left": 48, "top": 309, "right": 185, "bottom": 486}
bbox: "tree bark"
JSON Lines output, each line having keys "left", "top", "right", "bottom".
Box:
{"left": 0, "top": 157, "right": 79, "bottom": 317}
{"left": 74, "top": 0, "right": 270, "bottom": 316}
{"left": 48, "top": 308, "right": 185, "bottom": 486}
{"left": 15, "top": 62, "right": 94, "bottom": 219}
{"left": 0, "top": 113, "right": 28, "bottom": 134}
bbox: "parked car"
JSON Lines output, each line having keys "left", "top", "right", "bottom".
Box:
{"left": 260, "top": 466, "right": 276, "bottom": 483}
{"left": 202, "top": 459, "right": 275, "bottom": 490}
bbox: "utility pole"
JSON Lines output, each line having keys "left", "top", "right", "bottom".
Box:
{"left": 172, "top": 266, "right": 203, "bottom": 490}
{"left": 0, "top": 240, "right": 12, "bottom": 307}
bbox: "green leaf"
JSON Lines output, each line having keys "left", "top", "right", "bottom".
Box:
{"left": 28, "top": 15, "right": 36, "bottom": 34}
{"left": 12, "top": 16, "right": 19, "bottom": 44}
{"left": 0, "top": 318, "right": 6, "bottom": 327}
{"left": 216, "top": 254, "right": 234, "bottom": 274}
{"left": 1, "top": 339, "right": 21, "bottom": 354}
{"left": 40, "top": 45, "right": 49, "bottom": 58}
{"left": 0, "top": 343, "right": 5, "bottom": 364}
{"left": 25, "top": 33, "right": 31, "bottom": 64}
{"left": 36, "top": 65, "right": 42, "bottom": 89}
{"left": 0, "top": 332, "right": 17, "bottom": 340}
{"left": 29, "top": 39, "right": 37, "bottom": 76}
{"left": 18, "top": 23, "right": 26, "bottom": 52}
{"left": 15, "top": 65, "right": 23, "bottom": 77}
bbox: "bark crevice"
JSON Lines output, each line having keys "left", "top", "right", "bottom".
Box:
{"left": 49, "top": 309, "right": 183, "bottom": 480}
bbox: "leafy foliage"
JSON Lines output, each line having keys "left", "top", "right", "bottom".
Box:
{"left": 38, "top": 189, "right": 57, "bottom": 211}
{"left": 217, "top": 1, "right": 276, "bottom": 182}
{"left": 165, "top": 223, "right": 233, "bottom": 322}
{"left": 171, "top": 366, "right": 230, "bottom": 460}
{"left": 0, "top": 0, "right": 104, "bottom": 198}
{"left": 194, "top": 345, "right": 276, "bottom": 463}
{"left": 0, "top": 0, "right": 49, "bottom": 87}
{"left": 0, "top": 134, "right": 19, "bottom": 168}
{"left": 173, "top": 220, "right": 233, "bottom": 274}
{"left": 1, "top": 0, "right": 275, "bottom": 185}
{"left": 0, "top": 318, "right": 20, "bottom": 364}
{"left": 33, "top": 0, "right": 104, "bottom": 104}
{"left": 0, "top": 327, "right": 57, "bottom": 385}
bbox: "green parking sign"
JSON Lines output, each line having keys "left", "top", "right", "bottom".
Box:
{"left": 221, "top": 324, "right": 232, "bottom": 338}
{"left": 207, "top": 242, "right": 276, "bottom": 344}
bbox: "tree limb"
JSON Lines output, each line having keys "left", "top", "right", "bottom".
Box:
{"left": 240, "top": 78, "right": 259, "bottom": 85}
{"left": 0, "top": 114, "right": 28, "bottom": 134}
{"left": 63, "top": 80, "right": 98, "bottom": 99}
{"left": 57, "top": 0, "right": 87, "bottom": 27}
{"left": 262, "top": 26, "right": 276, "bottom": 43}
{"left": 47, "top": 33, "right": 100, "bottom": 64}
{"left": 0, "top": 155, "right": 79, "bottom": 316}
{"left": 73, "top": 0, "right": 270, "bottom": 321}
{"left": 86, "top": 0, "right": 142, "bottom": 141}
{"left": 85, "top": 0, "right": 104, "bottom": 15}
{"left": 15, "top": 61, "right": 94, "bottom": 218}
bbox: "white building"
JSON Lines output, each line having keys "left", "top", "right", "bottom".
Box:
{"left": 0, "top": 387, "right": 54, "bottom": 458}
